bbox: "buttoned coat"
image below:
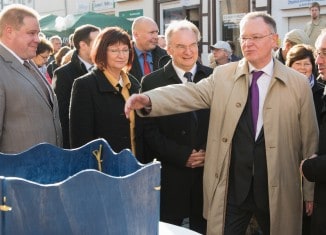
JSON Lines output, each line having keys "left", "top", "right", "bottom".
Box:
{"left": 129, "top": 45, "right": 167, "bottom": 82}
{"left": 52, "top": 50, "right": 88, "bottom": 148}
{"left": 69, "top": 68, "right": 144, "bottom": 161}
{"left": 0, "top": 44, "right": 62, "bottom": 153}
{"left": 140, "top": 59, "right": 319, "bottom": 235}
{"left": 141, "top": 60, "right": 212, "bottom": 223}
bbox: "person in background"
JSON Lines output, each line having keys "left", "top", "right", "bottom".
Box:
{"left": 304, "top": 2, "right": 326, "bottom": 47}
{"left": 209, "top": 40, "right": 232, "bottom": 68}
{"left": 141, "top": 19, "right": 212, "bottom": 234}
{"left": 227, "top": 40, "right": 241, "bottom": 61}
{"left": 52, "top": 24, "right": 100, "bottom": 148}
{"left": 69, "top": 27, "right": 144, "bottom": 161}
{"left": 124, "top": 11, "right": 318, "bottom": 235}
{"left": 32, "top": 37, "right": 53, "bottom": 78}
{"left": 46, "top": 46, "right": 71, "bottom": 83}
{"left": 68, "top": 33, "right": 74, "bottom": 49}
{"left": 274, "top": 29, "right": 310, "bottom": 64}
{"left": 157, "top": 34, "right": 167, "bottom": 49}
{"left": 286, "top": 43, "right": 324, "bottom": 235}
{"left": 47, "top": 35, "right": 62, "bottom": 64}
{"left": 286, "top": 44, "right": 324, "bottom": 124}
{"left": 300, "top": 29, "right": 326, "bottom": 235}
{"left": 129, "top": 16, "right": 167, "bottom": 82}
{"left": 0, "top": 4, "right": 62, "bottom": 153}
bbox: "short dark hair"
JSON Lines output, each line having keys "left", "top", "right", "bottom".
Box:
{"left": 286, "top": 44, "right": 317, "bottom": 76}
{"left": 73, "top": 24, "right": 100, "bottom": 51}
{"left": 36, "top": 38, "right": 53, "bottom": 55}
{"left": 310, "top": 2, "right": 320, "bottom": 10}
{"left": 91, "top": 27, "right": 133, "bottom": 71}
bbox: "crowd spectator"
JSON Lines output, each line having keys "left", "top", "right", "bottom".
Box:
{"left": 274, "top": 29, "right": 310, "bottom": 64}
{"left": 0, "top": 4, "right": 62, "bottom": 153}
{"left": 209, "top": 40, "right": 232, "bottom": 68}
{"left": 32, "top": 37, "right": 53, "bottom": 78}
{"left": 129, "top": 16, "right": 167, "bottom": 82}
{"left": 124, "top": 11, "right": 318, "bottom": 235}
{"left": 52, "top": 24, "right": 100, "bottom": 148}
{"left": 301, "top": 28, "right": 326, "bottom": 235}
{"left": 157, "top": 34, "right": 167, "bottom": 49}
{"left": 47, "top": 35, "right": 62, "bottom": 64}
{"left": 69, "top": 27, "right": 144, "bottom": 160}
{"left": 46, "top": 46, "right": 71, "bottom": 83}
{"left": 304, "top": 2, "right": 326, "bottom": 47}
{"left": 227, "top": 40, "right": 241, "bottom": 61}
{"left": 286, "top": 44, "right": 324, "bottom": 124}
{"left": 141, "top": 19, "right": 212, "bottom": 234}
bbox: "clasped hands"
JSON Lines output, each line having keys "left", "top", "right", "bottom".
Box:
{"left": 186, "top": 149, "right": 205, "bottom": 168}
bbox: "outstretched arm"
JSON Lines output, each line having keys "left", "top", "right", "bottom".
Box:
{"left": 124, "top": 94, "right": 151, "bottom": 118}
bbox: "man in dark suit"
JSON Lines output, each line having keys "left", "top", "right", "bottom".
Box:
{"left": 0, "top": 4, "right": 62, "bottom": 153}
{"left": 52, "top": 24, "right": 100, "bottom": 148}
{"left": 129, "top": 16, "right": 167, "bottom": 82}
{"left": 301, "top": 29, "right": 326, "bottom": 235}
{"left": 141, "top": 20, "right": 212, "bottom": 234}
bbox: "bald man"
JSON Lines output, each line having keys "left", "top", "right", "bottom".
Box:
{"left": 129, "top": 16, "right": 167, "bottom": 82}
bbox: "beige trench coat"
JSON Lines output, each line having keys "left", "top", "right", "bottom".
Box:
{"left": 141, "top": 59, "right": 318, "bottom": 235}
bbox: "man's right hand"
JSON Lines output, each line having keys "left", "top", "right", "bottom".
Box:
{"left": 124, "top": 94, "right": 151, "bottom": 118}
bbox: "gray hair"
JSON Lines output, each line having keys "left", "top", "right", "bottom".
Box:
{"left": 165, "top": 20, "right": 201, "bottom": 47}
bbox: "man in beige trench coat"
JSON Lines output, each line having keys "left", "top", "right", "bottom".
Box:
{"left": 125, "top": 12, "right": 318, "bottom": 235}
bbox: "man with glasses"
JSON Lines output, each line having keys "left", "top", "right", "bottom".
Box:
{"left": 301, "top": 29, "right": 326, "bottom": 235}
{"left": 125, "top": 12, "right": 318, "bottom": 235}
{"left": 140, "top": 19, "right": 212, "bottom": 234}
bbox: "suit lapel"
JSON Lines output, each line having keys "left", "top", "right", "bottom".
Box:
{"left": 0, "top": 44, "right": 53, "bottom": 109}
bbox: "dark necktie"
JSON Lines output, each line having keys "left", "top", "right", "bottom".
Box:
{"left": 251, "top": 70, "right": 264, "bottom": 134}
{"left": 24, "top": 60, "right": 52, "bottom": 106}
{"left": 183, "top": 72, "right": 198, "bottom": 125}
{"left": 184, "top": 72, "right": 193, "bottom": 82}
{"left": 142, "top": 53, "right": 151, "bottom": 75}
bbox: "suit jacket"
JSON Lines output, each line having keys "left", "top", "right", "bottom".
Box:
{"left": 69, "top": 69, "right": 144, "bottom": 161}
{"left": 52, "top": 50, "right": 88, "bottom": 148}
{"left": 302, "top": 92, "right": 326, "bottom": 235}
{"left": 140, "top": 59, "right": 318, "bottom": 235}
{"left": 141, "top": 60, "right": 213, "bottom": 219}
{"left": 0, "top": 44, "right": 62, "bottom": 153}
{"left": 129, "top": 45, "right": 167, "bottom": 82}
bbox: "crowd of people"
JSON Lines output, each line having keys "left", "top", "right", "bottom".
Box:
{"left": 0, "top": 2, "right": 326, "bottom": 235}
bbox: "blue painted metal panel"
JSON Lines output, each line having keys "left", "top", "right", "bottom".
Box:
{"left": 0, "top": 139, "right": 160, "bottom": 235}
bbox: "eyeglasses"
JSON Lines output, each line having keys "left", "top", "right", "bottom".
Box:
{"left": 173, "top": 43, "right": 198, "bottom": 52}
{"left": 315, "top": 49, "right": 326, "bottom": 59}
{"left": 107, "top": 48, "right": 130, "bottom": 56}
{"left": 238, "top": 33, "right": 274, "bottom": 44}
{"left": 37, "top": 54, "right": 49, "bottom": 61}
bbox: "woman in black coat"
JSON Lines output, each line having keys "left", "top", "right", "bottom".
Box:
{"left": 69, "top": 27, "right": 144, "bottom": 160}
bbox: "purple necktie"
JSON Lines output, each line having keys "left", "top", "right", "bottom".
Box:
{"left": 251, "top": 70, "right": 264, "bottom": 134}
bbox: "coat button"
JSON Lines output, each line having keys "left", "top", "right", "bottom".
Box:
{"left": 222, "top": 137, "right": 227, "bottom": 142}
{"left": 215, "top": 173, "right": 218, "bottom": 178}
{"left": 181, "top": 130, "right": 186, "bottom": 135}
{"left": 236, "top": 102, "right": 241, "bottom": 108}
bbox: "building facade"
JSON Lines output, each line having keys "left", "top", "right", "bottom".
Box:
{"left": 2, "top": 0, "right": 325, "bottom": 63}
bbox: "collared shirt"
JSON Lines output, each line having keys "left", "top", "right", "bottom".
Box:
{"left": 103, "top": 69, "right": 136, "bottom": 155}
{"left": 134, "top": 46, "right": 153, "bottom": 74}
{"left": 0, "top": 42, "right": 24, "bottom": 64}
{"left": 249, "top": 59, "right": 274, "bottom": 139}
{"left": 78, "top": 55, "right": 93, "bottom": 71}
{"left": 172, "top": 61, "right": 197, "bottom": 83}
